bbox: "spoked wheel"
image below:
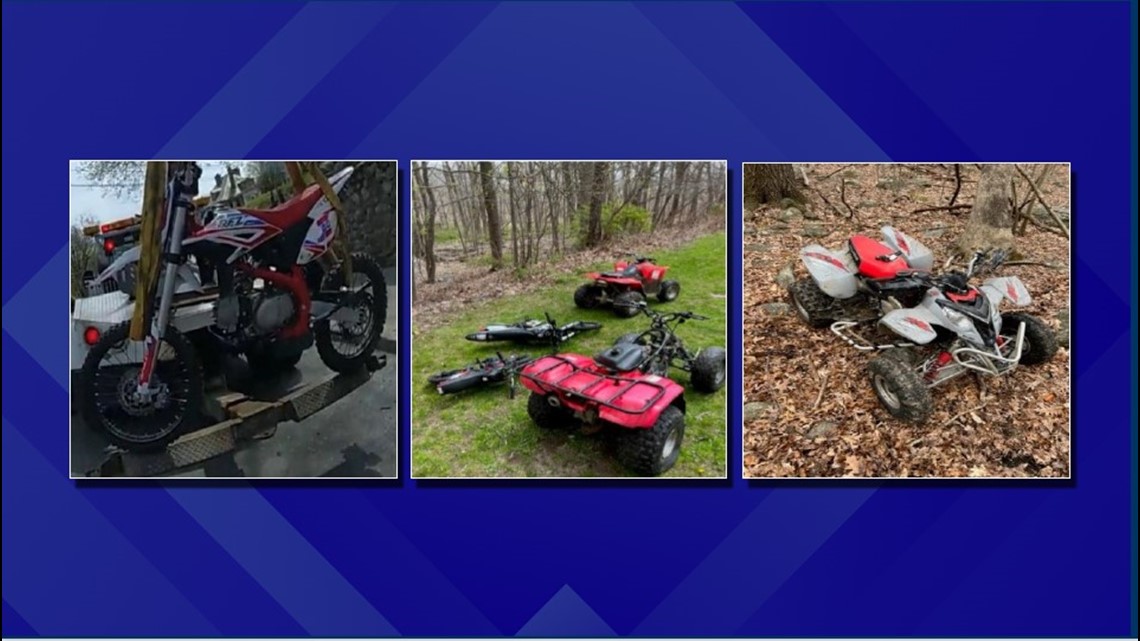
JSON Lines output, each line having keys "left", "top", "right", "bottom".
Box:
{"left": 80, "top": 323, "right": 203, "bottom": 450}
{"left": 315, "top": 253, "right": 387, "bottom": 373}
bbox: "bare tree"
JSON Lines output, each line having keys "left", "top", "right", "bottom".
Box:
{"left": 958, "top": 164, "right": 1015, "bottom": 254}
{"left": 583, "top": 162, "right": 609, "bottom": 248}
{"left": 744, "top": 164, "right": 802, "bottom": 206}
{"left": 73, "top": 161, "right": 146, "bottom": 198}
{"left": 478, "top": 161, "right": 504, "bottom": 271}
{"left": 412, "top": 164, "right": 438, "bottom": 283}
{"left": 70, "top": 217, "right": 100, "bottom": 299}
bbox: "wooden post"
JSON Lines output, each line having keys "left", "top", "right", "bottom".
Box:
{"left": 305, "top": 162, "right": 352, "bottom": 279}
{"left": 285, "top": 162, "right": 306, "bottom": 196}
{"left": 130, "top": 162, "right": 168, "bottom": 340}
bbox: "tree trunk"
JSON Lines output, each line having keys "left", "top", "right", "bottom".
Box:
{"left": 584, "top": 162, "right": 608, "bottom": 248}
{"left": 958, "top": 164, "right": 1015, "bottom": 254}
{"left": 478, "top": 161, "right": 504, "bottom": 271}
{"left": 414, "top": 164, "right": 437, "bottom": 283}
{"left": 744, "top": 164, "right": 801, "bottom": 206}
{"left": 506, "top": 163, "right": 520, "bottom": 267}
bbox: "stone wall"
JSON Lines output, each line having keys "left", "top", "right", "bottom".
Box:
{"left": 320, "top": 161, "right": 398, "bottom": 267}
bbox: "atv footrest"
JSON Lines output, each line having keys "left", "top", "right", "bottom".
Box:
{"left": 830, "top": 320, "right": 915, "bottom": 351}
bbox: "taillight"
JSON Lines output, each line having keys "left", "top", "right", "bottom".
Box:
{"left": 103, "top": 239, "right": 116, "bottom": 253}
{"left": 83, "top": 327, "right": 101, "bottom": 346}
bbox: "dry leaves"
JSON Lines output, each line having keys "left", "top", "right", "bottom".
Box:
{"left": 743, "top": 164, "right": 1071, "bottom": 478}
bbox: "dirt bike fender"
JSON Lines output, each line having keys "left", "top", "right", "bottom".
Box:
{"left": 800, "top": 244, "right": 858, "bottom": 299}
{"left": 94, "top": 246, "right": 202, "bottom": 295}
{"left": 880, "top": 226, "right": 934, "bottom": 271}
{"left": 880, "top": 307, "right": 940, "bottom": 345}
{"left": 93, "top": 245, "right": 141, "bottom": 284}
{"left": 981, "top": 276, "right": 1032, "bottom": 307}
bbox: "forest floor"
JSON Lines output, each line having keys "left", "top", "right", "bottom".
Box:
{"left": 412, "top": 229, "right": 728, "bottom": 478}
{"left": 743, "top": 164, "right": 1071, "bottom": 478}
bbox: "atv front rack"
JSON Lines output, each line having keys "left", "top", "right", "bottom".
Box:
{"left": 85, "top": 354, "right": 386, "bottom": 477}
{"left": 830, "top": 320, "right": 915, "bottom": 351}
{"left": 950, "top": 320, "right": 1025, "bottom": 376}
{"left": 521, "top": 355, "right": 669, "bottom": 415}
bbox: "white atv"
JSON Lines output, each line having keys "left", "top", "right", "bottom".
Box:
{"left": 791, "top": 226, "right": 1058, "bottom": 422}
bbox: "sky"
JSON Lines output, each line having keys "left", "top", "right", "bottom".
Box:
{"left": 68, "top": 161, "right": 233, "bottom": 225}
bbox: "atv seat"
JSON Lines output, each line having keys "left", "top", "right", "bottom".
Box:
{"left": 595, "top": 342, "right": 645, "bottom": 372}
{"left": 849, "top": 235, "right": 910, "bottom": 280}
{"left": 602, "top": 265, "right": 640, "bottom": 279}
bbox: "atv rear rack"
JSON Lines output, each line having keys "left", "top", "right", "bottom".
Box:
{"left": 84, "top": 354, "right": 386, "bottom": 478}
{"left": 521, "top": 355, "right": 669, "bottom": 415}
{"left": 830, "top": 320, "right": 915, "bottom": 351}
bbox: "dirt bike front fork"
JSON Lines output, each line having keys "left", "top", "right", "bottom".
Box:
{"left": 136, "top": 180, "right": 195, "bottom": 399}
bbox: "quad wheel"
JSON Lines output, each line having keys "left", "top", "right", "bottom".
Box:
{"left": 657, "top": 280, "right": 680, "bottom": 303}
{"left": 1001, "top": 312, "right": 1058, "bottom": 365}
{"left": 613, "top": 290, "right": 646, "bottom": 318}
{"left": 690, "top": 347, "right": 727, "bottom": 393}
{"left": 616, "top": 405, "right": 685, "bottom": 476}
{"left": 574, "top": 284, "right": 602, "bottom": 309}
{"left": 527, "top": 392, "right": 575, "bottom": 430}
{"left": 868, "top": 352, "right": 932, "bottom": 423}
{"left": 315, "top": 253, "right": 387, "bottom": 373}
{"left": 789, "top": 278, "right": 835, "bottom": 328}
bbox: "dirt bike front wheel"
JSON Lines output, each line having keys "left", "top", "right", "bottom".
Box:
{"left": 80, "top": 322, "right": 203, "bottom": 450}
{"left": 315, "top": 253, "right": 387, "bottom": 373}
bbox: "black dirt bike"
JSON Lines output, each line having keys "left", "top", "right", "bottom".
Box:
{"left": 426, "top": 352, "right": 535, "bottom": 397}
{"left": 465, "top": 313, "right": 601, "bottom": 347}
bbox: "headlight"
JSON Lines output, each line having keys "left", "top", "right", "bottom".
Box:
{"left": 941, "top": 308, "right": 974, "bottom": 333}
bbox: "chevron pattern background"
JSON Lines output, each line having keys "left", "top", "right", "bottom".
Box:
{"left": 2, "top": 1, "right": 1134, "bottom": 637}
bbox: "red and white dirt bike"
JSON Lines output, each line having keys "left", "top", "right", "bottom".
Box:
{"left": 790, "top": 226, "right": 1058, "bottom": 423}
{"left": 81, "top": 163, "right": 387, "bottom": 449}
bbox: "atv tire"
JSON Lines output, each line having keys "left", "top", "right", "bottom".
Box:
{"left": 315, "top": 253, "right": 387, "bottom": 373}
{"left": 790, "top": 278, "right": 835, "bottom": 329}
{"left": 616, "top": 404, "right": 685, "bottom": 476}
{"left": 868, "top": 354, "right": 932, "bottom": 423}
{"left": 574, "top": 284, "right": 602, "bottom": 309}
{"left": 81, "top": 322, "right": 204, "bottom": 451}
{"left": 690, "top": 347, "right": 728, "bottom": 393}
{"left": 657, "top": 280, "right": 680, "bottom": 303}
{"left": 1002, "top": 312, "right": 1058, "bottom": 366}
{"left": 613, "top": 290, "right": 646, "bottom": 318}
{"left": 527, "top": 392, "right": 575, "bottom": 430}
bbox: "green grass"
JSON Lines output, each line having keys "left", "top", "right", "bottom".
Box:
{"left": 412, "top": 231, "right": 728, "bottom": 478}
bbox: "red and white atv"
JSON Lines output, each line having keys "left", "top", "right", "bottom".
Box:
{"left": 573, "top": 255, "right": 680, "bottom": 318}
{"left": 790, "top": 226, "right": 1058, "bottom": 422}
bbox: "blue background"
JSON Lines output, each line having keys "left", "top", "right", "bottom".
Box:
{"left": 2, "top": 1, "right": 1136, "bottom": 638}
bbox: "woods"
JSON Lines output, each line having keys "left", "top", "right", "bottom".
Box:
{"left": 411, "top": 161, "right": 727, "bottom": 295}
{"left": 742, "top": 163, "right": 1071, "bottom": 478}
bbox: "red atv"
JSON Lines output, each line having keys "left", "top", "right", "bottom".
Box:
{"left": 519, "top": 304, "right": 726, "bottom": 476}
{"left": 574, "top": 255, "right": 680, "bottom": 318}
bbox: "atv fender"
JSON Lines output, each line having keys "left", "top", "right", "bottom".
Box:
{"left": 800, "top": 244, "right": 858, "bottom": 299}
{"left": 880, "top": 226, "right": 934, "bottom": 271}
{"left": 880, "top": 307, "right": 941, "bottom": 345}
{"left": 599, "top": 374, "right": 685, "bottom": 429}
{"left": 981, "top": 276, "right": 1032, "bottom": 307}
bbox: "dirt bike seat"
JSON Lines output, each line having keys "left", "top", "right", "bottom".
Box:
{"left": 238, "top": 184, "right": 324, "bottom": 229}
{"left": 595, "top": 342, "right": 644, "bottom": 372}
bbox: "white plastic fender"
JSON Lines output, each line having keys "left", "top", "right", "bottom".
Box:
{"left": 799, "top": 244, "right": 858, "bottom": 299}
{"left": 981, "top": 276, "right": 1032, "bottom": 307}
{"left": 880, "top": 226, "right": 934, "bottom": 271}
{"left": 880, "top": 307, "right": 941, "bottom": 345}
